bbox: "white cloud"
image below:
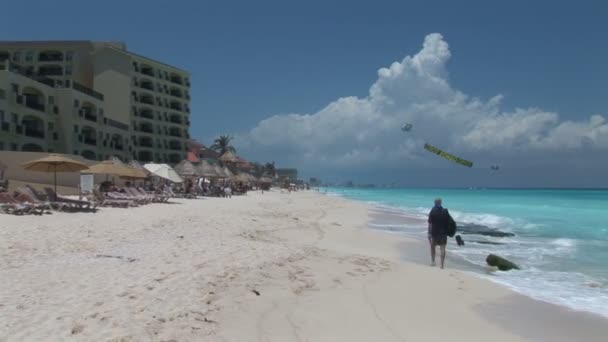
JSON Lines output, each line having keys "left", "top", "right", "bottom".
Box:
{"left": 238, "top": 33, "right": 608, "bottom": 175}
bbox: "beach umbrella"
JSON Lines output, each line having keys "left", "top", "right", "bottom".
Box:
{"left": 219, "top": 151, "right": 239, "bottom": 163}
{"left": 174, "top": 160, "right": 198, "bottom": 178}
{"left": 144, "top": 163, "right": 183, "bottom": 183}
{"left": 259, "top": 176, "right": 273, "bottom": 184}
{"left": 128, "top": 160, "right": 151, "bottom": 177}
{"left": 21, "top": 154, "right": 89, "bottom": 194}
{"left": 196, "top": 160, "right": 219, "bottom": 178}
{"left": 212, "top": 164, "right": 227, "bottom": 179}
{"left": 222, "top": 166, "right": 235, "bottom": 180}
{"left": 86, "top": 159, "right": 144, "bottom": 179}
{"left": 235, "top": 173, "right": 250, "bottom": 183}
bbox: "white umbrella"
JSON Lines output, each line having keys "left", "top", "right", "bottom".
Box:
{"left": 144, "top": 163, "right": 183, "bottom": 183}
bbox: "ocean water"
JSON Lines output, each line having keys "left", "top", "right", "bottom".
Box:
{"left": 325, "top": 187, "right": 608, "bottom": 317}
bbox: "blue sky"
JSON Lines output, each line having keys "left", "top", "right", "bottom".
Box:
{"left": 4, "top": 0, "right": 608, "bottom": 186}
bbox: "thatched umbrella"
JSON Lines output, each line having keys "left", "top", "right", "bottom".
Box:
{"left": 219, "top": 151, "right": 239, "bottom": 163}
{"left": 174, "top": 160, "right": 198, "bottom": 178}
{"left": 21, "top": 154, "right": 90, "bottom": 194}
{"left": 235, "top": 173, "right": 250, "bottom": 183}
{"left": 213, "top": 164, "right": 228, "bottom": 179}
{"left": 87, "top": 159, "right": 144, "bottom": 179}
{"left": 222, "top": 166, "right": 235, "bottom": 180}
{"left": 129, "top": 160, "right": 151, "bottom": 177}
{"left": 197, "top": 160, "right": 219, "bottom": 178}
{"left": 259, "top": 176, "right": 273, "bottom": 184}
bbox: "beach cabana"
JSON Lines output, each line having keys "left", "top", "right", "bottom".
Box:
{"left": 219, "top": 151, "right": 239, "bottom": 163}
{"left": 144, "top": 163, "right": 183, "bottom": 183}
{"left": 174, "top": 160, "right": 198, "bottom": 178}
{"left": 21, "top": 154, "right": 89, "bottom": 194}
{"left": 197, "top": 160, "right": 219, "bottom": 178}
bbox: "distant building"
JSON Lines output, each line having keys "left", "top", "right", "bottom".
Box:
{"left": 187, "top": 139, "right": 219, "bottom": 161}
{"left": 0, "top": 41, "right": 191, "bottom": 164}
{"left": 276, "top": 168, "right": 298, "bottom": 183}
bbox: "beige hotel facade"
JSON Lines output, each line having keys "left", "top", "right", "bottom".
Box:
{"left": 0, "top": 41, "right": 190, "bottom": 164}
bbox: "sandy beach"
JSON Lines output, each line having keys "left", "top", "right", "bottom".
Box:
{"left": 1, "top": 190, "right": 607, "bottom": 341}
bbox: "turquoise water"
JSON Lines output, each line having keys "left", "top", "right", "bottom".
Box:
{"left": 325, "top": 187, "right": 608, "bottom": 317}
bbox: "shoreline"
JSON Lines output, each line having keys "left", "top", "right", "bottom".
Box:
{"left": 334, "top": 190, "right": 608, "bottom": 319}
{"left": 1, "top": 190, "right": 607, "bottom": 341}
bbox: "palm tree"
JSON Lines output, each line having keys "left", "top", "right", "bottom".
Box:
{"left": 210, "top": 135, "right": 236, "bottom": 155}
{"left": 251, "top": 162, "right": 265, "bottom": 178}
{"left": 264, "top": 162, "right": 276, "bottom": 177}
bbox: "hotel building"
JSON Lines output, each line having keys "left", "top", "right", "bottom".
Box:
{"left": 0, "top": 41, "right": 190, "bottom": 164}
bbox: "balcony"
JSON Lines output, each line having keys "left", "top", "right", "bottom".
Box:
{"left": 24, "top": 128, "right": 45, "bottom": 139}
{"left": 139, "top": 96, "right": 154, "bottom": 105}
{"left": 139, "top": 110, "right": 154, "bottom": 120}
{"left": 170, "top": 75, "right": 183, "bottom": 85}
{"left": 140, "top": 82, "right": 154, "bottom": 91}
{"left": 82, "top": 108, "right": 97, "bottom": 122}
{"left": 38, "top": 51, "right": 64, "bottom": 62}
{"left": 139, "top": 125, "right": 154, "bottom": 134}
{"left": 139, "top": 138, "right": 153, "bottom": 148}
{"left": 25, "top": 99, "right": 46, "bottom": 112}
{"left": 38, "top": 65, "right": 63, "bottom": 76}
{"left": 168, "top": 143, "right": 182, "bottom": 151}
{"left": 169, "top": 115, "right": 182, "bottom": 124}
{"left": 170, "top": 102, "right": 182, "bottom": 111}
{"left": 140, "top": 67, "right": 155, "bottom": 77}
{"left": 170, "top": 89, "right": 183, "bottom": 98}
{"left": 73, "top": 81, "right": 104, "bottom": 101}
{"left": 83, "top": 137, "right": 97, "bottom": 146}
{"left": 168, "top": 130, "right": 182, "bottom": 138}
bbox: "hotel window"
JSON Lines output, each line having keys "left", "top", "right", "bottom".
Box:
{"left": 66, "top": 51, "right": 74, "bottom": 61}
{"left": 11, "top": 83, "right": 19, "bottom": 93}
{"left": 25, "top": 51, "right": 34, "bottom": 62}
{"left": 12, "top": 51, "right": 21, "bottom": 62}
{"left": 11, "top": 143, "right": 18, "bottom": 151}
{"left": 65, "top": 65, "right": 72, "bottom": 76}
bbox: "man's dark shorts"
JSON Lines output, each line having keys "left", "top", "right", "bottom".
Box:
{"left": 431, "top": 234, "right": 447, "bottom": 246}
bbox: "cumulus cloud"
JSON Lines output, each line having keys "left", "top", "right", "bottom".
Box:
{"left": 237, "top": 33, "right": 608, "bottom": 179}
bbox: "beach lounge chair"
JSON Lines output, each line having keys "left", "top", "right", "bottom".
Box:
{"left": 0, "top": 193, "right": 43, "bottom": 215}
{"left": 13, "top": 190, "right": 52, "bottom": 213}
{"left": 124, "top": 187, "right": 153, "bottom": 203}
{"left": 44, "top": 187, "right": 97, "bottom": 212}
{"left": 24, "top": 185, "right": 72, "bottom": 211}
{"left": 106, "top": 190, "right": 146, "bottom": 205}
{"left": 91, "top": 189, "right": 132, "bottom": 208}
{"left": 134, "top": 187, "right": 169, "bottom": 203}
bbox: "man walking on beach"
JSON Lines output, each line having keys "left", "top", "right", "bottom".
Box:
{"left": 428, "top": 198, "right": 449, "bottom": 269}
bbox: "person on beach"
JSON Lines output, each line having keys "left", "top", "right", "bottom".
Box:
{"left": 428, "top": 198, "right": 449, "bottom": 269}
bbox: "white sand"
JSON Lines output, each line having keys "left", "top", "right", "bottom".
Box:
{"left": 1, "top": 191, "right": 607, "bottom": 341}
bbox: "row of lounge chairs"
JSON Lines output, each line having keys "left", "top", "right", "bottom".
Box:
{"left": 0, "top": 185, "right": 95, "bottom": 215}
{"left": 90, "top": 186, "right": 170, "bottom": 208}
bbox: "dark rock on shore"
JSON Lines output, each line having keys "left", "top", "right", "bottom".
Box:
{"left": 486, "top": 254, "right": 520, "bottom": 271}
{"left": 458, "top": 223, "right": 515, "bottom": 237}
{"left": 471, "top": 240, "right": 505, "bottom": 245}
